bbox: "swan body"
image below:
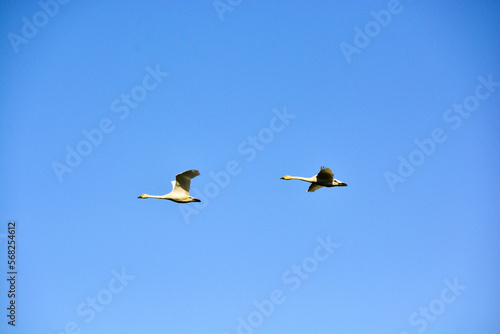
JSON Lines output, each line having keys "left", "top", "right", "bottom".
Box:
{"left": 281, "top": 166, "right": 347, "bottom": 192}
{"left": 138, "top": 170, "right": 201, "bottom": 203}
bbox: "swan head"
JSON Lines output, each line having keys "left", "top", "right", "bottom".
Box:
{"left": 280, "top": 175, "right": 292, "bottom": 180}
{"left": 138, "top": 194, "right": 148, "bottom": 199}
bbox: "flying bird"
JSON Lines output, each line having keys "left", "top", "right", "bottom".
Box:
{"left": 280, "top": 166, "right": 347, "bottom": 192}
{"left": 138, "top": 170, "right": 201, "bottom": 203}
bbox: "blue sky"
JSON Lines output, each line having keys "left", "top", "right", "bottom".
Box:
{"left": 1, "top": 1, "right": 499, "bottom": 333}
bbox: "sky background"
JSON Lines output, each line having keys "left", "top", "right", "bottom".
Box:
{"left": 1, "top": 1, "right": 499, "bottom": 333}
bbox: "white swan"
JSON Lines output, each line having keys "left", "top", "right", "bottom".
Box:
{"left": 138, "top": 170, "right": 201, "bottom": 203}
{"left": 281, "top": 166, "right": 347, "bottom": 192}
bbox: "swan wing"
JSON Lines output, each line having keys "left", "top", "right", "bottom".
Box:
{"left": 171, "top": 180, "right": 178, "bottom": 192}
{"left": 307, "top": 183, "right": 324, "bottom": 192}
{"left": 317, "top": 166, "right": 334, "bottom": 183}
{"left": 168, "top": 180, "right": 185, "bottom": 196}
{"left": 174, "top": 169, "right": 200, "bottom": 194}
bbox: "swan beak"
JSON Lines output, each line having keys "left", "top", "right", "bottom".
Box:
{"left": 138, "top": 195, "right": 144, "bottom": 198}
{"left": 339, "top": 182, "right": 348, "bottom": 186}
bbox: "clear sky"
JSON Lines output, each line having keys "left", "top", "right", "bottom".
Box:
{"left": 1, "top": 1, "right": 499, "bottom": 333}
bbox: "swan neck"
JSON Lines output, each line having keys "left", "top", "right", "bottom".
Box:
{"left": 144, "top": 194, "right": 165, "bottom": 199}
{"left": 289, "top": 176, "right": 314, "bottom": 182}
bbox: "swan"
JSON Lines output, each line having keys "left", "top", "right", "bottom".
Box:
{"left": 138, "top": 170, "right": 201, "bottom": 203}
{"left": 281, "top": 166, "right": 347, "bottom": 192}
